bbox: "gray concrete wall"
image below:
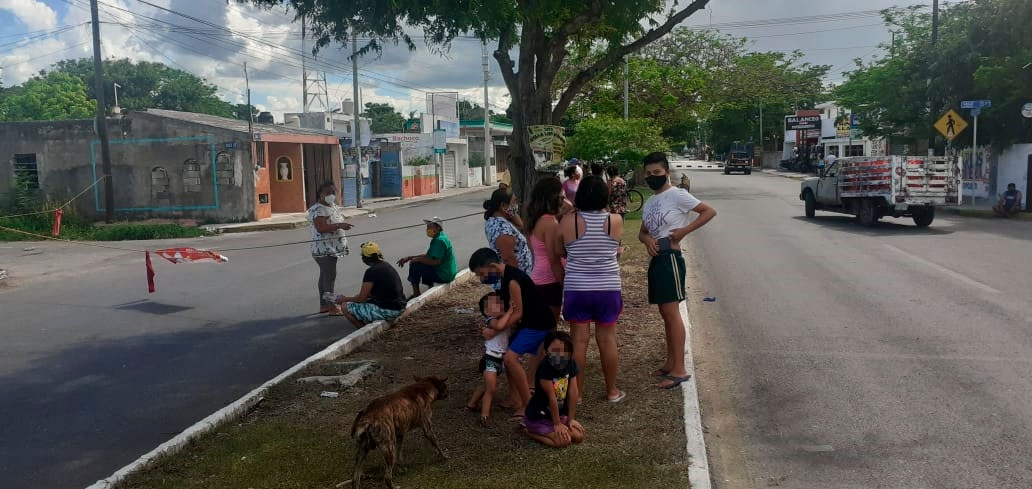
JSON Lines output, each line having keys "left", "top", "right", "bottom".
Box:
{"left": 0, "top": 114, "right": 255, "bottom": 222}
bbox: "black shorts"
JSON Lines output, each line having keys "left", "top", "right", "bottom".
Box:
{"left": 536, "top": 282, "right": 563, "bottom": 308}
{"left": 478, "top": 354, "right": 504, "bottom": 373}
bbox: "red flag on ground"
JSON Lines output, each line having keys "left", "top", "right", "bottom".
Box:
{"left": 145, "top": 251, "right": 156, "bottom": 293}
{"left": 51, "top": 208, "right": 63, "bottom": 237}
{"left": 153, "top": 247, "right": 229, "bottom": 264}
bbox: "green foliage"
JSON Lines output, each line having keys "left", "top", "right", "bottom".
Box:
{"left": 833, "top": 0, "right": 1032, "bottom": 148}
{"left": 2, "top": 72, "right": 93, "bottom": 121}
{"left": 565, "top": 117, "right": 667, "bottom": 163}
{"left": 248, "top": 0, "right": 712, "bottom": 201}
{"left": 48, "top": 58, "right": 234, "bottom": 116}
{"left": 563, "top": 28, "right": 830, "bottom": 154}
{"left": 406, "top": 156, "right": 433, "bottom": 166}
{"left": 361, "top": 102, "right": 405, "bottom": 133}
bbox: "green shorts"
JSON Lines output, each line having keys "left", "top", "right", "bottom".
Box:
{"left": 346, "top": 302, "right": 403, "bottom": 323}
{"left": 647, "top": 250, "right": 687, "bottom": 305}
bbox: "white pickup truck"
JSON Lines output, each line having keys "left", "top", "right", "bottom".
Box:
{"left": 799, "top": 156, "right": 961, "bottom": 227}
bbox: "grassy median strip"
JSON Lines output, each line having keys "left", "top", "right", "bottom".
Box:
{"left": 118, "top": 219, "right": 689, "bottom": 489}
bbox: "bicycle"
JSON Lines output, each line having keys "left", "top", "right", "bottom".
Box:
{"left": 622, "top": 170, "right": 645, "bottom": 213}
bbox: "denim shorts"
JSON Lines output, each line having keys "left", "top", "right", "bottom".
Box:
{"left": 562, "top": 290, "right": 623, "bottom": 326}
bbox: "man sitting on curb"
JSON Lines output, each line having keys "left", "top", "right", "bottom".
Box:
{"left": 397, "top": 217, "right": 457, "bottom": 299}
{"left": 993, "top": 183, "right": 1023, "bottom": 218}
{"left": 335, "top": 242, "right": 408, "bottom": 327}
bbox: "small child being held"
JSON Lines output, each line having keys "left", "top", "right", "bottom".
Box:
{"left": 465, "top": 292, "right": 513, "bottom": 425}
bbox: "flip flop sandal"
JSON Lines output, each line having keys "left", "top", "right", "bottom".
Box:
{"left": 606, "top": 390, "right": 627, "bottom": 403}
{"left": 479, "top": 416, "right": 490, "bottom": 427}
{"left": 658, "top": 374, "right": 692, "bottom": 390}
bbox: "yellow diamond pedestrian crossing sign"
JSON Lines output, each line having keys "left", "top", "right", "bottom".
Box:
{"left": 934, "top": 109, "right": 968, "bottom": 141}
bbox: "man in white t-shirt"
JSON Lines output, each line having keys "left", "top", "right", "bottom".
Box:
{"left": 638, "top": 152, "right": 716, "bottom": 391}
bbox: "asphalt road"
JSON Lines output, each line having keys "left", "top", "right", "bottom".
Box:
{"left": 680, "top": 170, "right": 1032, "bottom": 489}
{"left": 0, "top": 190, "right": 492, "bottom": 489}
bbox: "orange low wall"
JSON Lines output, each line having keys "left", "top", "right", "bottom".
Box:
{"left": 403, "top": 175, "right": 439, "bottom": 198}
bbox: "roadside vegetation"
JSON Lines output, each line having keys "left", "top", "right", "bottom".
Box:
{"left": 116, "top": 219, "right": 691, "bottom": 489}
{"left": 0, "top": 187, "right": 208, "bottom": 242}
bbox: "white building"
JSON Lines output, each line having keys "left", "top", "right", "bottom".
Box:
{"left": 813, "top": 102, "right": 886, "bottom": 158}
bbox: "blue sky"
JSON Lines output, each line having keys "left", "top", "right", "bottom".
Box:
{"left": 0, "top": 0, "right": 929, "bottom": 120}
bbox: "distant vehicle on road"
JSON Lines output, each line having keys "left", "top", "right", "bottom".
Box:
{"left": 799, "top": 156, "right": 961, "bottom": 227}
{"left": 724, "top": 151, "right": 752, "bottom": 175}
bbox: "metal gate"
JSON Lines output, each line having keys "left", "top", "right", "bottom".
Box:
{"left": 443, "top": 152, "right": 457, "bottom": 188}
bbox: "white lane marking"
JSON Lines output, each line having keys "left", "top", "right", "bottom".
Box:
{"left": 883, "top": 244, "right": 1000, "bottom": 294}
{"left": 680, "top": 300, "right": 712, "bottom": 489}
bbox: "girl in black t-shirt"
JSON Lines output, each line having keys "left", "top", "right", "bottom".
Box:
{"left": 522, "top": 331, "right": 586, "bottom": 448}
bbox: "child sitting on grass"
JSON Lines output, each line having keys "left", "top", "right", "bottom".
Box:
{"left": 523, "top": 330, "right": 585, "bottom": 448}
{"left": 465, "top": 292, "right": 512, "bottom": 425}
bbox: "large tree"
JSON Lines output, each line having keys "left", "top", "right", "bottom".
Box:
{"left": 48, "top": 58, "right": 236, "bottom": 118}
{"left": 253, "top": 0, "right": 712, "bottom": 200}
{"left": 2, "top": 72, "right": 94, "bottom": 121}
{"left": 565, "top": 116, "right": 668, "bottom": 165}
{"left": 834, "top": 0, "right": 1032, "bottom": 150}
{"left": 561, "top": 29, "right": 828, "bottom": 153}
{"left": 361, "top": 102, "right": 406, "bottom": 133}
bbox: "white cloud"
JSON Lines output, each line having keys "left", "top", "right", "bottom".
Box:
{"left": 0, "top": 0, "right": 58, "bottom": 30}
{"left": 2, "top": 0, "right": 934, "bottom": 119}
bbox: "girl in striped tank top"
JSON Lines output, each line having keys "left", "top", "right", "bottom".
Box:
{"left": 559, "top": 175, "right": 626, "bottom": 403}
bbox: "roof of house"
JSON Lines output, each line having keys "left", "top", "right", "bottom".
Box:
{"left": 141, "top": 109, "right": 339, "bottom": 138}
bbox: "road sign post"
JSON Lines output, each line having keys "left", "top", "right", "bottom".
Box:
{"left": 961, "top": 100, "right": 990, "bottom": 206}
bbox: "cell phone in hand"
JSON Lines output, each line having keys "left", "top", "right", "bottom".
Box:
{"left": 657, "top": 236, "right": 672, "bottom": 251}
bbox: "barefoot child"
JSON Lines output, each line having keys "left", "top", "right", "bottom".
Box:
{"left": 523, "top": 331, "right": 585, "bottom": 447}
{"left": 466, "top": 292, "right": 512, "bottom": 424}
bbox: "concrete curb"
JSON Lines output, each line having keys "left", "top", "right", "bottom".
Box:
{"left": 680, "top": 300, "right": 712, "bottom": 489}
{"left": 761, "top": 169, "right": 810, "bottom": 181}
{"left": 942, "top": 207, "right": 1032, "bottom": 221}
{"left": 85, "top": 269, "right": 473, "bottom": 489}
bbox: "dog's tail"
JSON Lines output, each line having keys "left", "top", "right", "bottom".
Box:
{"left": 351, "top": 408, "right": 380, "bottom": 451}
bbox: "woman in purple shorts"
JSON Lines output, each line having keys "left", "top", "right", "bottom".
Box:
{"left": 559, "top": 175, "right": 625, "bottom": 403}
{"left": 525, "top": 177, "right": 568, "bottom": 321}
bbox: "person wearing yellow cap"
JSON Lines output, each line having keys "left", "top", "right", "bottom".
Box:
{"left": 334, "top": 241, "right": 408, "bottom": 326}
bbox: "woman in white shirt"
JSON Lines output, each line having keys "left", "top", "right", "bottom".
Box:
{"left": 307, "top": 182, "right": 353, "bottom": 315}
{"left": 638, "top": 152, "right": 716, "bottom": 390}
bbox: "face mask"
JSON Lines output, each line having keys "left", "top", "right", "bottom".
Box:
{"left": 645, "top": 175, "right": 669, "bottom": 191}
{"left": 480, "top": 273, "right": 500, "bottom": 285}
{"left": 548, "top": 353, "right": 569, "bottom": 370}
{"left": 324, "top": 194, "right": 336, "bottom": 206}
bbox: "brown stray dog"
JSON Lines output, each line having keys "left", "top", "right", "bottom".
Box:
{"left": 343, "top": 376, "right": 449, "bottom": 489}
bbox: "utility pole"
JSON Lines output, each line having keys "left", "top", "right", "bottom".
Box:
{"left": 927, "top": 0, "right": 939, "bottom": 156}
{"left": 758, "top": 101, "right": 764, "bottom": 152}
{"left": 623, "top": 56, "right": 629, "bottom": 120}
{"left": 301, "top": 17, "right": 308, "bottom": 112}
{"left": 90, "top": 0, "right": 114, "bottom": 223}
{"left": 352, "top": 31, "right": 363, "bottom": 208}
{"left": 244, "top": 62, "right": 254, "bottom": 149}
{"left": 482, "top": 41, "right": 491, "bottom": 183}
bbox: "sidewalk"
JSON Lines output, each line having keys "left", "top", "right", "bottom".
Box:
{"left": 206, "top": 185, "right": 493, "bottom": 234}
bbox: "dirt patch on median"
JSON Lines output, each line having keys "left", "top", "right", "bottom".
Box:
{"left": 117, "top": 220, "right": 690, "bottom": 489}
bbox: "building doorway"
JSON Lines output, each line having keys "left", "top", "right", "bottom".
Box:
{"left": 1026, "top": 154, "right": 1031, "bottom": 211}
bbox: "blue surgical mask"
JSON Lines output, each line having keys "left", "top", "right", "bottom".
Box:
{"left": 480, "top": 274, "right": 500, "bottom": 285}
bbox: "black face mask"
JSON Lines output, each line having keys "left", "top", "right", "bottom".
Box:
{"left": 645, "top": 175, "right": 669, "bottom": 191}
